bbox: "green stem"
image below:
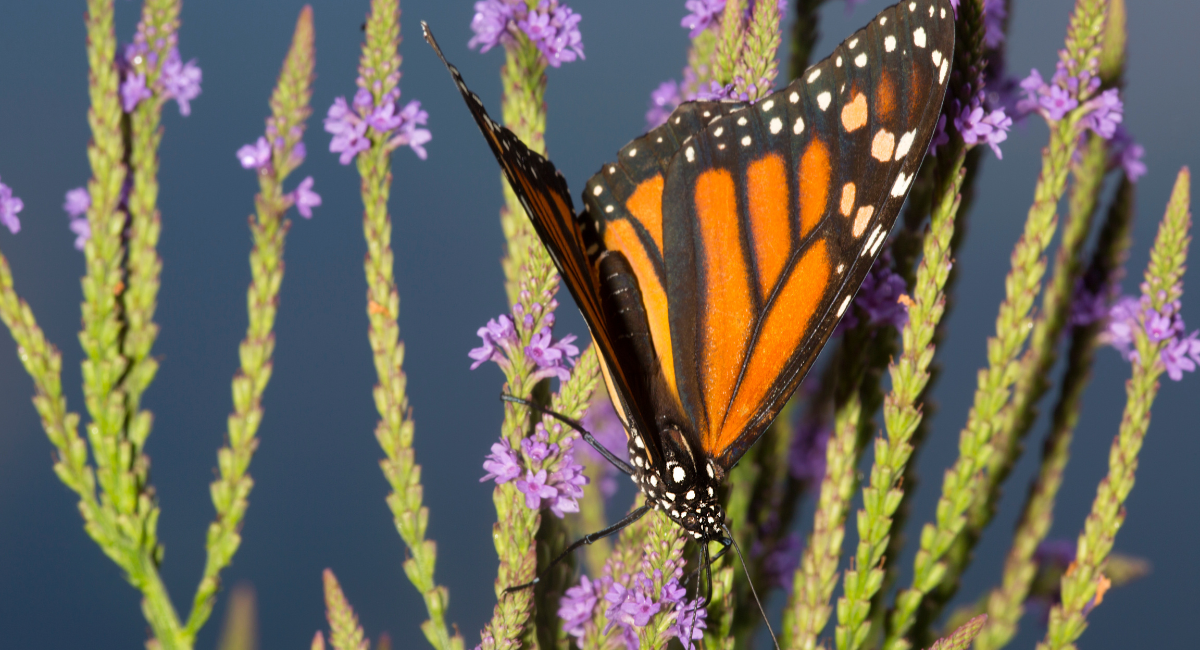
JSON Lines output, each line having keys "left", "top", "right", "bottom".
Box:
{"left": 1038, "top": 167, "right": 1191, "bottom": 650}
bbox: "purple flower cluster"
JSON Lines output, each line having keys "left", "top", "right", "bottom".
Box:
{"left": 1017, "top": 57, "right": 1124, "bottom": 141}
{"left": 1105, "top": 290, "right": 1199, "bottom": 381}
{"left": 681, "top": 0, "right": 725, "bottom": 38}
{"left": 1108, "top": 125, "right": 1147, "bottom": 182}
{"left": 481, "top": 425, "right": 589, "bottom": 518}
{"left": 955, "top": 92, "right": 1013, "bottom": 158}
{"left": 0, "top": 176, "right": 23, "bottom": 235}
{"left": 559, "top": 571, "right": 705, "bottom": 649}
{"left": 575, "top": 396, "right": 630, "bottom": 498}
{"left": 117, "top": 37, "right": 202, "bottom": 115}
{"left": 469, "top": 308, "right": 581, "bottom": 382}
{"left": 324, "top": 88, "right": 431, "bottom": 164}
{"left": 837, "top": 255, "right": 910, "bottom": 333}
{"left": 788, "top": 417, "right": 831, "bottom": 483}
{"left": 63, "top": 187, "right": 92, "bottom": 249}
{"left": 235, "top": 137, "right": 321, "bottom": 218}
{"left": 469, "top": 0, "right": 585, "bottom": 68}
{"left": 1068, "top": 277, "right": 1110, "bottom": 328}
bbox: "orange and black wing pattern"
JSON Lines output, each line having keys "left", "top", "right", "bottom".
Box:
{"left": 580, "top": 0, "right": 954, "bottom": 469}
{"left": 422, "top": 24, "right": 668, "bottom": 454}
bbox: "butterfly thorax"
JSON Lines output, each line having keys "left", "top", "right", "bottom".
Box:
{"left": 626, "top": 422, "right": 725, "bottom": 541}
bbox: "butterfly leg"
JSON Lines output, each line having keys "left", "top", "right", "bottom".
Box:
{"left": 504, "top": 503, "right": 652, "bottom": 593}
{"left": 499, "top": 393, "right": 636, "bottom": 475}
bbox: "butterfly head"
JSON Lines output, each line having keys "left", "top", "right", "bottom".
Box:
{"left": 627, "top": 423, "right": 726, "bottom": 542}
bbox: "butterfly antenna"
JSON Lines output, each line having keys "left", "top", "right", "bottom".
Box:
{"left": 500, "top": 394, "right": 635, "bottom": 476}
{"left": 723, "top": 525, "right": 781, "bottom": 650}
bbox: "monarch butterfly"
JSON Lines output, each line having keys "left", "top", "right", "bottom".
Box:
{"left": 426, "top": 0, "right": 953, "bottom": 590}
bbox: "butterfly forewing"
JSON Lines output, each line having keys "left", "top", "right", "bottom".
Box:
{"left": 599, "top": 0, "right": 954, "bottom": 468}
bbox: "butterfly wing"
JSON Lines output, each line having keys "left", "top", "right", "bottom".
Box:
{"left": 583, "top": 0, "right": 954, "bottom": 469}
{"left": 422, "top": 24, "right": 668, "bottom": 459}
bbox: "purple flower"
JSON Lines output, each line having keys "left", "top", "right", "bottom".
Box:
{"left": 982, "top": 0, "right": 1006, "bottom": 49}
{"left": 517, "top": 469, "right": 559, "bottom": 509}
{"left": 0, "top": 176, "right": 23, "bottom": 234}
{"left": 390, "top": 100, "right": 432, "bottom": 160}
{"left": 63, "top": 187, "right": 90, "bottom": 218}
{"left": 671, "top": 595, "right": 708, "bottom": 650}
{"left": 840, "top": 256, "right": 909, "bottom": 332}
{"left": 788, "top": 418, "right": 830, "bottom": 482}
{"left": 1104, "top": 292, "right": 1197, "bottom": 381}
{"left": 367, "top": 96, "right": 405, "bottom": 132}
{"left": 1039, "top": 84, "right": 1078, "bottom": 121}
{"left": 1162, "top": 330, "right": 1200, "bottom": 381}
{"left": 468, "top": 0, "right": 517, "bottom": 53}
{"left": 549, "top": 455, "right": 588, "bottom": 517}
{"left": 956, "top": 99, "right": 1012, "bottom": 158}
{"left": 1082, "top": 88, "right": 1122, "bottom": 139}
{"left": 290, "top": 176, "right": 321, "bottom": 218}
{"left": 927, "top": 113, "right": 949, "bottom": 156}
{"left": 120, "top": 72, "right": 153, "bottom": 113}
{"left": 646, "top": 79, "right": 682, "bottom": 130}
{"left": 518, "top": 1, "right": 585, "bottom": 68}
{"left": 1068, "top": 279, "right": 1109, "bottom": 327}
{"left": 469, "top": 314, "right": 518, "bottom": 369}
{"left": 69, "top": 217, "right": 91, "bottom": 251}
{"left": 1035, "top": 539, "right": 1077, "bottom": 569}
{"left": 237, "top": 136, "right": 272, "bottom": 170}
{"left": 324, "top": 97, "right": 371, "bottom": 165}
{"left": 575, "top": 396, "right": 629, "bottom": 497}
{"left": 681, "top": 0, "right": 725, "bottom": 38}
{"left": 526, "top": 328, "right": 580, "bottom": 381}
{"left": 481, "top": 438, "right": 522, "bottom": 483}
{"left": 761, "top": 532, "right": 802, "bottom": 590}
{"left": 521, "top": 428, "right": 559, "bottom": 464}
{"left": 1109, "top": 126, "right": 1147, "bottom": 182}
{"left": 619, "top": 583, "right": 662, "bottom": 627}
{"left": 559, "top": 575, "right": 600, "bottom": 639}
{"left": 289, "top": 141, "right": 307, "bottom": 167}
{"left": 161, "top": 48, "right": 202, "bottom": 116}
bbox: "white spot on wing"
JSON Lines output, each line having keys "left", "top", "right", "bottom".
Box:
{"left": 891, "top": 171, "right": 913, "bottom": 197}
{"left": 932, "top": 50, "right": 942, "bottom": 66}
{"left": 941, "top": 7, "right": 947, "bottom": 18}
{"left": 836, "top": 56, "right": 843, "bottom": 67}
{"left": 870, "top": 227, "right": 887, "bottom": 255}
{"left": 770, "top": 117, "right": 782, "bottom": 134}
{"left": 837, "top": 263, "right": 845, "bottom": 274}
{"left": 714, "top": 126, "right": 724, "bottom": 137}
{"left": 808, "top": 69, "right": 821, "bottom": 83}
{"left": 628, "top": 147, "right": 637, "bottom": 157}
{"left": 940, "top": 59, "right": 949, "bottom": 83}
{"left": 855, "top": 53, "right": 868, "bottom": 67}
{"left": 895, "top": 130, "right": 916, "bottom": 158}
{"left": 914, "top": 27, "right": 927, "bottom": 48}
{"left": 908, "top": 1, "right": 916, "bottom": 9}
{"left": 929, "top": 4, "right": 934, "bottom": 16}
{"left": 794, "top": 116, "right": 805, "bottom": 134}
{"left": 885, "top": 35, "right": 897, "bottom": 52}
{"left": 737, "top": 116, "right": 748, "bottom": 126}
{"left": 880, "top": 16, "right": 888, "bottom": 25}
{"left": 849, "top": 38, "right": 859, "bottom": 49}
{"left": 686, "top": 489, "right": 696, "bottom": 500}
{"left": 741, "top": 135, "right": 752, "bottom": 146}
{"left": 837, "top": 295, "right": 852, "bottom": 317}
{"left": 605, "top": 205, "right": 614, "bottom": 213}
{"left": 789, "top": 91, "right": 800, "bottom": 103}
{"left": 593, "top": 186, "right": 602, "bottom": 196}
{"left": 686, "top": 146, "right": 695, "bottom": 162}
{"left": 818, "top": 92, "right": 831, "bottom": 110}
{"left": 763, "top": 99, "right": 775, "bottom": 111}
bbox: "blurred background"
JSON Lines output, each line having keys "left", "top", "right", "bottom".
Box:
{"left": 0, "top": 0, "right": 1196, "bottom": 648}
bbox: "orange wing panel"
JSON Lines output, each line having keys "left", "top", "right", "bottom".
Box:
{"left": 603, "top": 219, "right": 678, "bottom": 403}
{"left": 709, "top": 238, "right": 831, "bottom": 454}
{"left": 877, "top": 71, "right": 896, "bottom": 122}
{"left": 693, "top": 168, "right": 754, "bottom": 441}
{"left": 798, "top": 139, "right": 830, "bottom": 239}
{"left": 624, "top": 174, "right": 665, "bottom": 253}
{"left": 746, "top": 154, "right": 792, "bottom": 298}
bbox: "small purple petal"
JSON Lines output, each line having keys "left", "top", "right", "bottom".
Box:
{"left": 237, "top": 136, "right": 273, "bottom": 170}
{"left": 63, "top": 187, "right": 91, "bottom": 218}
{"left": 0, "top": 176, "right": 24, "bottom": 234}
{"left": 291, "top": 176, "right": 321, "bottom": 218}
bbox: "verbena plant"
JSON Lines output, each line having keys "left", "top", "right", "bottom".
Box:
{"left": 0, "top": 1, "right": 1193, "bottom": 649}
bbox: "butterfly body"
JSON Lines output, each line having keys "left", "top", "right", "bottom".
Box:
{"left": 428, "top": 0, "right": 954, "bottom": 546}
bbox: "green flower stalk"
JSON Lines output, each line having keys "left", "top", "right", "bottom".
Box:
{"left": 975, "top": 174, "right": 1136, "bottom": 650}
{"left": 322, "top": 569, "right": 371, "bottom": 650}
{"left": 187, "top": 7, "right": 316, "bottom": 640}
{"left": 120, "top": 0, "right": 180, "bottom": 455}
{"left": 1040, "top": 167, "right": 1191, "bottom": 650}
{"left": 928, "top": 615, "right": 987, "bottom": 650}
{"left": 964, "top": 1, "right": 1129, "bottom": 608}
{"left": 334, "top": 2, "right": 460, "bottom": 650}
{"left": 885, "top": 2, "right": 1111, "bottom": 647}
{"left": 784, "top": 390, "right": 863, "bottom": 650}
{"left": 837, "top": 149, "right": 969, "bottom": 650}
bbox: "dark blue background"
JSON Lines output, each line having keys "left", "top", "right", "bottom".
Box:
{"left": 0, "top": 1, "right": 1195, "bottom": 648}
